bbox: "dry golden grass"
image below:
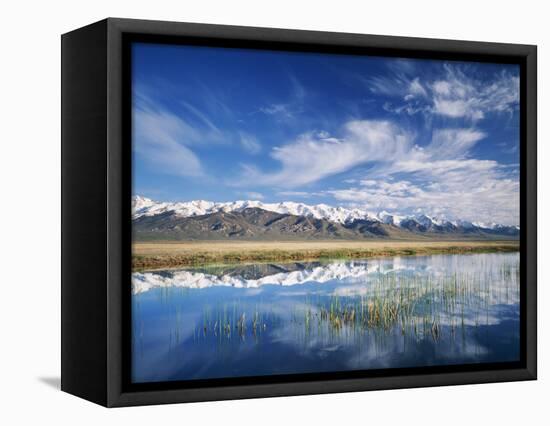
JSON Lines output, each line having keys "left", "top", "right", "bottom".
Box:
{"left": 132, "top": 240, "right": 519, "bottom": 270}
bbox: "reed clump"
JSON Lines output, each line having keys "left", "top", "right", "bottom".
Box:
{"left": 187, "top": 258, "right": 519, "bottom": 345}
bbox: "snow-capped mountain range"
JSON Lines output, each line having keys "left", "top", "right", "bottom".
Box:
{"left": 132, "top": 195, "right": 518, "bottom": 232}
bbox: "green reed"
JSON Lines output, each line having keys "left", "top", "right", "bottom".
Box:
{"left": 184, "top": 258, "right": 519, "bottom": 346}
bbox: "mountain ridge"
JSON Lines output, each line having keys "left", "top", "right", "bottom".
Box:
{"left": 132, "top": 195, "right": 519, "bottom": 232}
{"left": 133, "top": 202, "right": 519, "bottom": 242}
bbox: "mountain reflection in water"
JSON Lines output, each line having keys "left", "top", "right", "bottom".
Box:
{"left": 131, "top": 252, "right": 520, "bottom": 383}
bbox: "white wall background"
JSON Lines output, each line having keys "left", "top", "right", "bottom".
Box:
{"left": 0, "top": 0, "right": 546, "bottom": 424}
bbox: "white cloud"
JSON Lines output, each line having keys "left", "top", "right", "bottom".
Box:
{"left": 133, "top": 106, "right": 203, "bottom": 177}
{"left": 371, "top": 63, "right": 519, "bottom": 122}
{"left": 132, "top": 88, "right": 235, "bottom": 177}
{"left": 427, "top": 128, "right": 486, "bottom": 159}
{"left": 434, "top": 99, "right": 478, "bottom": 119}
{"left": 133, "top": 88, "right": 239, "bottom": 178}
{"left": 431, "top": 66, "right": 519, "bottom": 120}
{"left": 408, "top": 78, "right": 428, "bottom": 98}
{"left": 326, "top": 127, "right": 519, "bottom": 225}
{"left": 238, "top": 120, "right": 413, "bottom": 188}
{"left": 329, "top": 171, "right": 519, "bottom": 226}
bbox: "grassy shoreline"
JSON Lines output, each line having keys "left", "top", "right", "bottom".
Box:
{"left": 132, "top": 240, "right": 519, "bottom": 271}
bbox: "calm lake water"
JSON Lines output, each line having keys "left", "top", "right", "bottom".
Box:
{"left": 131, "top": 252, "right": 520, "bottom": 383}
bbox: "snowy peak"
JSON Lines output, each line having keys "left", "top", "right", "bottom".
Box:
{"left": 131, "top": 196, "right": 379, "bottom": 224}
{"left": 131, "top": 195, "right": 518, "bottom": 233}
{"left": 132, "top": 195, "right": 155, "bottom": 211}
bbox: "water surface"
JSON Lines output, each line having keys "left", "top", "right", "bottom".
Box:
{"left": 131, "top": 252, "right": 520, "bottom": 383}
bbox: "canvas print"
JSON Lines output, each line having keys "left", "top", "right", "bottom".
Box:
{"left": 131, "top": 43, "right": 520, "bottom": 384}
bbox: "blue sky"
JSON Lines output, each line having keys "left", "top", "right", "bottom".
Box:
{"left": 132, "top": 42, "right": 520, "bottom": 225}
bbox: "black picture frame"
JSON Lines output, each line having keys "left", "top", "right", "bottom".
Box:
{"left": 61, "top": 17, "right": 537, "bottom": 407}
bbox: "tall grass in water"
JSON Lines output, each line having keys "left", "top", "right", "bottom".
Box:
{"left": 187, "top": 258, "right": 519, "bottom": 346}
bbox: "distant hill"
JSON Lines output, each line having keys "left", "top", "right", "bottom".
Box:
{"left": 133, "top": 205, "right": 519, "bottom": 242}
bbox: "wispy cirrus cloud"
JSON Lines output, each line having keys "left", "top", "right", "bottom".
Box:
{"left": 497, "top": 140, "right": 519, "bottom": 155}
{"left": 259, "top": 103, "right": 295, "bottom": 117}
{"left": 237, "top": 120, "right": 413, "bottom": 188}
{"left": 239, "top": 132, "right": 262, "bottom": 155}
{"left": 133, "top": 86, "right": 263, "bottom": 177}
{"left": 179, "top": 100, "right": 223, "bottom": 135}
{"left": 258, "top": 74, "right": 307, "bottom": 121}
{"left": 236, "top": 122, "right": 487, "bottom": 190}
{"left": 421, "top": 128, "right": 485, "bottom": 160}
{"left": 370, "top": 63, "right": 519, "bottom": 121}
{"left": 431, "top": 66, "right": 519, "bottom": 120}
{"left": 133, "top": 93, "right": 204, "bottom": 177}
